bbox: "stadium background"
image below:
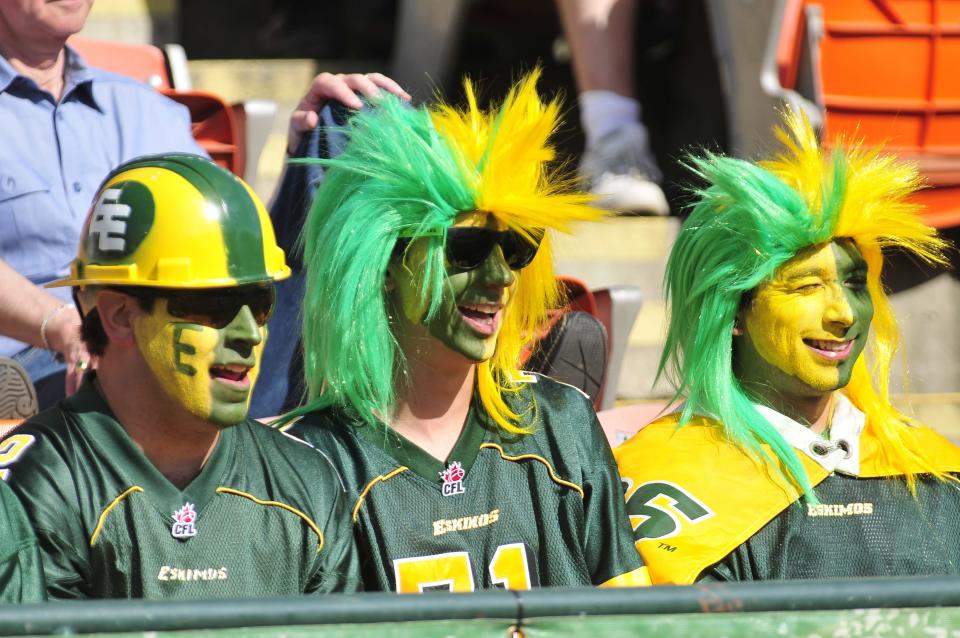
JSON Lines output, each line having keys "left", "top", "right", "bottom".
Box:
{"left": 73, "top": 0, "right": 960, "bottom": 439}
{"left": 36, "top": 1, "right": 960, "bottom": 634}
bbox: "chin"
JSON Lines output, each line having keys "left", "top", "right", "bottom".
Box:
{"left": 205, "top": 407, "right": 249, "bottom": 429}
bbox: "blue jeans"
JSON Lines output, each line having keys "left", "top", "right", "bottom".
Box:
{"left": 13, "top": 346, "right": 66, "bottom": 410}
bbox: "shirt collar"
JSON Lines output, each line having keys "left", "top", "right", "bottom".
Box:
{"left": 62, "top": 44, "right": 99, "bottom": 109}
{"left": 0, "top": 45, "right": 99, "bottom": 109}
{"left": 0, "top": 53, "right": 18, "bottom": 93}
{"left": 753, "top": 393, "right": 866, "bottom": 476}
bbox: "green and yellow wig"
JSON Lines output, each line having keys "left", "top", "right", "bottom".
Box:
{"left": 290, "top": 71, "right": 598, "bottom": 432}
{"left": 662, "top": 110, "right": 949, "bottom": 497}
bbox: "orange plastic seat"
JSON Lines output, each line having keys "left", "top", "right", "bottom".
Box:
{"left": 0, "top": 420, "right": 23, "bottom": 439}
{"left": 66, "top": 37, "right": 244, "bottom": 179}
{"left": 68, "top": 36, "right": 171, "bottom": 89}
{"left": 775, "top": 0, "right": 960, "bottom": 228}
{"left": 161, "top": 89, "right": 244, "bottom": 178}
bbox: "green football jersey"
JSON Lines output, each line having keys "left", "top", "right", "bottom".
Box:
{"left": 0, "top": 479, "right": 44, "bottom": 602}
{"left": 704, "top": 473, "right": 960, "bottom": 581}
{"left": 1, "top": 379, "right": 360, "bottom": 599}
{"left": 286, "top": 374, "right": 645, "bottom": 592}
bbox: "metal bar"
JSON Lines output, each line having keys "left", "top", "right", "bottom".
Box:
{"left": 2, "top": 577, "right": 960, "bottom": 636}
{"left": 0, "top": 591, "right": 519, "bottom": 636}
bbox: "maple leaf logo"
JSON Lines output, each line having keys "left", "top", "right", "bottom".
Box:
{"left": 173, "top": 503, "right": 197, "bottom": 525}
{"left": 440, "top": 461, "right": 465, "bottom": 483}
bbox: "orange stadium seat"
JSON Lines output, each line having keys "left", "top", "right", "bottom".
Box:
{"left": 67, "top": 36, "right": 249, "bottom": 180}
{"left": 67, "top": 36, "right": 172, "bottom": 88}
{"left": 0, "top": 420, "right": 22, "bottom": 439}
{"left": 767, "top": 0, "right": 960, "bottom": 228}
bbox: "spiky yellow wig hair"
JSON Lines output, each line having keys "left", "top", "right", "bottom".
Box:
{"left": 662, "top": 109, "right": 949, "bottom": 496}
{"left": 288, "top": 71, "right": 599, "bottom": 432}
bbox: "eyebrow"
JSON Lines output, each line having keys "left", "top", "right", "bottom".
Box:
{"left": 781, "top": 262, "right": 867, "bottom": 282}
{"left": 780, "top": 266, "right": 828, "bottom": 281}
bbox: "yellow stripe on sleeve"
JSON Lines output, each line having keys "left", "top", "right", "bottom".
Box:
{"left": 352, "top": 467, "right": 409, "bottom": 523}
{"left": 216, "top": 487, "right": 325, "bottom": 553}
{"left": 90, "top": 486, "right": 144, "bottom": 547}
{"left": 480, "top": 442, "right": 584, "bottom": 497}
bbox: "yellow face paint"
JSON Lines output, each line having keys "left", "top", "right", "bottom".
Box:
{"left": 736, "top": 240, "right": 873, "bottom": 404}
{"left": 133, "top": 299, "right": 264, "bottom": 427}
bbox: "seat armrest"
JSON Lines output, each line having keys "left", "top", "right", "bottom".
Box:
{"left": 593, "top": 285, "right": 643, "bottom": 410}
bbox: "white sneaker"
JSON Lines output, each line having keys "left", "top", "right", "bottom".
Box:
{"left": 580, "top": 122, "right": 670, "bottom": 216}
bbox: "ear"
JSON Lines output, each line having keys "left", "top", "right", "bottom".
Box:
{"left": 384, "top": 268, "right": 396, "bottom": 293}
{"left": 732, "top": 309, "right": 746, "bottom": 337}
{"left": 96, "top": 290, "right": 140, "bottom": 348}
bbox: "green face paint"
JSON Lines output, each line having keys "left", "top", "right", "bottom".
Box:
{"left": 133, "top": 299, "right": 265, "bottom": 427}
{"left": 735, "top": 240, "right": 874, "bottom": 407}
{"left": 389, "top": 212, "right": 517, "bottom": 364}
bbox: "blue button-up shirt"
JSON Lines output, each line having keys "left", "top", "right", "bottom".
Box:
{"left": 0, "top": 46, "right": 206, "bottom": 356}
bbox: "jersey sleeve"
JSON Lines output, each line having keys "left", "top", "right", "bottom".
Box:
{"left": 1, "top": 419, "right": 92, "bottom": 599}
{"left": 578, "top": 406, "right": 649, "bottom": 587}
{"left": 302, "top": 449, "right": 363, "bottom": 594}
{"left": 697, "top": 547, "right": 756, "bottom": 582}
{"left": 0, "top": 480, "right": 45, "bottom": 602}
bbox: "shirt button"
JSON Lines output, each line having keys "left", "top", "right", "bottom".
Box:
{"left": 3, "top": 177, "right": 13, "bottom": 190}
{"left": 73, "top": 182, "right": 82, "bottom": 193}
{"left": 56, "top": 111, "right": 64, "bottom": 121}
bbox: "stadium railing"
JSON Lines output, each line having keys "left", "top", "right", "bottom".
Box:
{"left": 3, "top": 575, "right": 959, "bottom": 636}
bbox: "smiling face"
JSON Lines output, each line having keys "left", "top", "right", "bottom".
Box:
{"left": 388, "top": 211, "right": 518, "bottom": 364}
{"left": 132, "top": 299, "right": 265, "bottom": 428}
{"left": 734, "top": 240, "right": 874, "bottom": 407}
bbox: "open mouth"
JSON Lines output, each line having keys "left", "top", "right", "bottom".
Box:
{"left": 209, "top": 364, "right": 251, "bottom": 388}
{"left": 457, "top": 303, "right": 502, "bottom": 336}
{"left": 803, "top": 338, "right": 854, "bottom": 361}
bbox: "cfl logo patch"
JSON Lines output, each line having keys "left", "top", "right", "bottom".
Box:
{"left": 89, "top": 187, "right": 132, "bottom": 252}
{"left": 440, "top": 461, "right": 466, "bottom": 496}
{"left": 171, "top": 502, "right": 199, "bottom": 539}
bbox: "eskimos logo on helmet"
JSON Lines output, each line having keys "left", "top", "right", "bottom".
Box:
{"left": 86, "top": 181, "right": 155, "bottom": 260}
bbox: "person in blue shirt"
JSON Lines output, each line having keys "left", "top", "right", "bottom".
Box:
{"left": 0, "top": 0, "right": 407, "bottom": 409}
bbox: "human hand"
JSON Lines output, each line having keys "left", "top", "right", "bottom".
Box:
{"left": 287, "top": 72, "right": 411, "bottom": 155}
{"left": 44, "top": 306, "right": 94, "bottom": 396}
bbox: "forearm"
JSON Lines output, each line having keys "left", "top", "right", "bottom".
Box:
{"left": 0, "top": 258, "right": 68, "bottom": 348}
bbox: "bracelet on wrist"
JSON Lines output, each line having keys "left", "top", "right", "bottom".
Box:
{"left": 39, "top": 303, "right": 75, "bottom": 351}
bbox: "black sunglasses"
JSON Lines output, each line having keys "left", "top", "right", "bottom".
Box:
{"left": 395, "top": 227, "right": 544, "bottom": 273}
{"left": 120, "top": 286, "right": 276, "bottom": 329}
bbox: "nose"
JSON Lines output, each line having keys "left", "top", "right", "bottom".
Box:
{"left": 823, "top": 285, "right": 854, "bottom": 330}
{"left": 477, "top": 244, "right": 517, "bottom": 288}
{"left": 223, "top": 305, "right": 263, "bottom": 355}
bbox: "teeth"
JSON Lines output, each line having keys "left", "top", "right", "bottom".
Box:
{"left": 807, "top": 340, "right": 848, "bottom": 352}
{"left": 459, "top": 304, "right": 499, "bottom": 314}
{"left": 218, "top": 364, "right": 249, "bottom": 373}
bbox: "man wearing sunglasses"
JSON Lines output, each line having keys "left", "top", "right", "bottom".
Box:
{"left": 280, "top": 72, "right": 648, "bottom": 591}
{"left": 0, "top": 154, "right": 360, "bottom": 598}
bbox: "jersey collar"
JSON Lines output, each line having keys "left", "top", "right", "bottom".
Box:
{"left": 355, "top": 400, "right": 491, "bottom": 485}
{"left": 66, "top": 375, "right": 237, "bottom": 514}
{"left": 753, "top": 393, "right": 865, "bottom": 476}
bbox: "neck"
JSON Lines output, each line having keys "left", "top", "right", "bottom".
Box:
{"left": 0, "top": 18, "right": 67, "bottom": 101}
{"left": 97, "top": 359, "right": 222, "bottom": 490}
{"left": 749, "top": 385, "right": 836, "bottom": 434}
{"left": 389, "top": 349, "right": 476, "bottom": 461}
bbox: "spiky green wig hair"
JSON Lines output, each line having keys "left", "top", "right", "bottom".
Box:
{"left": 288, "top": 71, "right": 598, "bottom": 431}
{"left": 662, "top": 110, "right": 949, "bottom": 497}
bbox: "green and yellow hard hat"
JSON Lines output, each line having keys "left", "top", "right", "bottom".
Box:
{"left": 50, "top": 153, "right": 290, "bottom": 289}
